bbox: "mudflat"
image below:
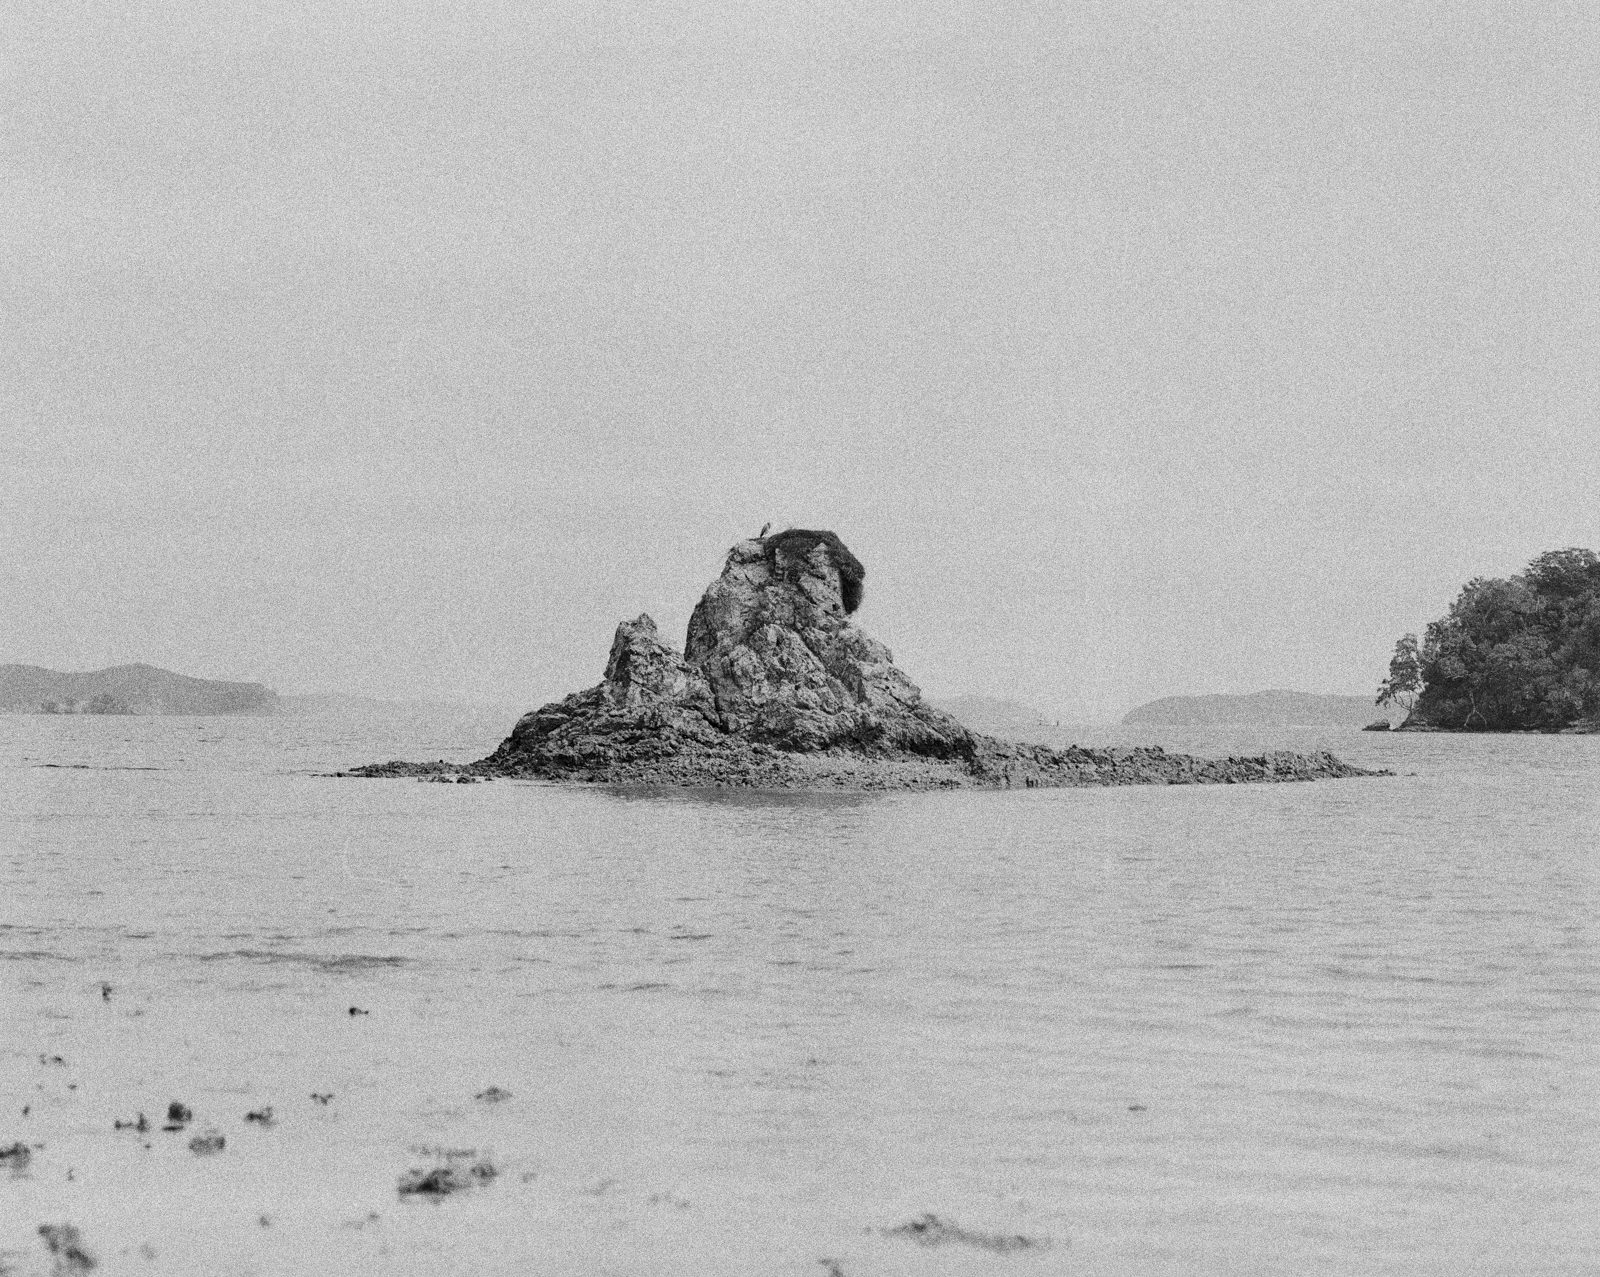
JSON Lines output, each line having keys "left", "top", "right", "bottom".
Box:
{"left": 3, "top": 711, "right": 1594, "bottom": 1276}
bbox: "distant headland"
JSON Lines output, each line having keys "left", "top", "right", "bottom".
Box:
{"left": 1124, "top": 690, "right": 1392, "bottom": 728}
{"left": 0, "top": 663, "right": 277, "bottom": 716}
{"left": 1376, "top": 547, "right": 1600, "bottom": 734}
{"left": 351, "top": 530, "right": 1379, "bottom": 790}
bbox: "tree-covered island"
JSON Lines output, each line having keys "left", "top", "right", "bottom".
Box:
{"left": 1382, "top": 548, "right": 1600, "bottom": 731}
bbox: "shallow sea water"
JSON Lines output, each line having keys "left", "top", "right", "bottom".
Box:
{"left": 2, "top": 710, "right": 1597, "bottom": 1276}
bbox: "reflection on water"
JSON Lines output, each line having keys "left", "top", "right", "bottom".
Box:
{"left": 1, "top": 712, "right": 1597, "bottom": 1276}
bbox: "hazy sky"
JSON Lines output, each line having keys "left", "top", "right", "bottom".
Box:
{"left": 3, "top": 0, "right": 1597, "bottom": 719}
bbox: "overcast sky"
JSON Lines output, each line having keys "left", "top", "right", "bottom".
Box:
{"left": 3, "top": 0, "right": 1596, "bottom": 719}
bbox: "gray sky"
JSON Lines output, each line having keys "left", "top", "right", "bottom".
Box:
{"left": 3, "top": 0, "right": 1597, "bottom": 720}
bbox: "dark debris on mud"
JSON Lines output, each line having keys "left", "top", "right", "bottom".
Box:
{"left": 882, "top": 1213, "right": 1053, "bottom": 1254}
{"left": 1, "top": 1142, "right": 34, "bottom": 1171}
{"left": 38, "top": 1223, "right": 96, "bottom": 1272}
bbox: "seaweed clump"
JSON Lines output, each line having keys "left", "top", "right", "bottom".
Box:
{"left": 398, "top": 1149, "right": 499, "bottom": 1198}
{"left": 763, "top": 528, "right": 866, "bottom": 614}
{"left": 38, "top": 1223, "right": 96, "bottom": 1272}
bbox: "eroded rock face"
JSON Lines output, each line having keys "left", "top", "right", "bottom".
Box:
{"left": 684, "top": 536, "right": 971, "bottom": 756}
{"left": 600, "top": 614, "right": 714, "bottom": 716}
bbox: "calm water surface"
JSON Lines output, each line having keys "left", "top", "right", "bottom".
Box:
{"left": 2, "top": 711, "right": 1596, "bottom": 1275}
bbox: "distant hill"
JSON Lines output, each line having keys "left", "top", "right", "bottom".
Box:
{"left": 1123, "top": 690, "right": 1386, "bottom": 727}
{"left": 0, "top": 663, "right": 277, "bottom": 715}
{"left": 934, "top": 695, "right": 1060, "bottom": 739}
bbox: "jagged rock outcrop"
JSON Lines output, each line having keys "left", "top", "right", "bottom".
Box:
{"left": 351, "top": 530, "right": 1380, "bottom": 789}
{"left": 493, "top": 613, "right": 725, "bottom": 770}
{"left": 476, "top": 531, "right": 976, "bottom": 779}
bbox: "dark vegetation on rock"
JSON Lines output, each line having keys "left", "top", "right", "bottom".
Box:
{"left": 0, "top": 663, "right": 277, "bottom": 715}
{"left": 762, "top": 528, "right": 866, "bottom": 614}
{"left": 350, "top": 530, "right": 1378, "bottom": 790}
{"left": 1396, "top": 547, "right": 1600, "bottom": 732}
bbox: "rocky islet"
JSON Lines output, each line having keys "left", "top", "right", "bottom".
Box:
{"left": 352, "top": 530, "right": 1379, "bottom": 790}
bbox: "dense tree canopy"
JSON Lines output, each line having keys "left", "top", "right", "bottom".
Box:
{"left": 1408, "top": 548, "right": 1600, "bottom": 729}
{"left": 762, "top": 528, "right": 866, "bottom": 614}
